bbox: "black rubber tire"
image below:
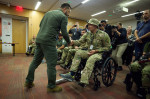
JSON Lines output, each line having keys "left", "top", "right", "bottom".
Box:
{"left": 102, "top": 57, "right": 118, "bottom": 87}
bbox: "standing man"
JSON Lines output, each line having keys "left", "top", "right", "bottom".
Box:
{"left": 25, "top": 3, "right": 72, "bottom": 92}
{"left": 69, "top": 22, "right": 82, "bottom": 40}
{"left": 101, "top": 20, "right": 112, "bottom": 38}
{"left": 134, "top": 9, "right": 150, "bottom": 61}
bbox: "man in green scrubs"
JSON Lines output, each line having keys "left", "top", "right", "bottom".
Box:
{"left": 25, "top": 3, "right": 71, "bottom": 92}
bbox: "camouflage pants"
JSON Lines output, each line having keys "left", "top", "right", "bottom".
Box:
{"left": 57, "top": 49, "right": 63, "bottom": 53}
{"left": 70, "top": 50, "right": 102, "bottom": 84}
{"left": 27, "top": 44, "right": 36, "bottom": 54}
{"left": 64, "top": 49, "right": 78, "bottom": 65}
{"left": 60, "top": 46, "right": 73, "bottom": 62}
{"left": 31, "top": 44, "right": 36, "bottom": 54}
{"left": 130, "top": 61, "right": 150, "bottom": 87}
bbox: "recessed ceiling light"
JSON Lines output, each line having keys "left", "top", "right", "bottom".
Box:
{"left": 35, "top": 1, "right": 41, "bottom": 10}
{"left": 81, "top": 0, "right": 90, "bottom": 4}
{"left": 91, "top": 11, "right": 106, "bottom": 17}
{"left": 125, "top": 0, "right": 139, "bottom": 5}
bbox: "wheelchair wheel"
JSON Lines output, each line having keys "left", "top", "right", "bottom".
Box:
{"left": 102, "top": 57, "right": 117, "bottom": 87}
{"left": 93, "top": 67, "right": 101, "bottom": 91}
{"left": 124, "top": 73, "right": 133, "bottom": 91}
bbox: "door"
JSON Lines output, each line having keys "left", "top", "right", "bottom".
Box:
{"left": 12, "top": 19, "right": 26, "bottom": 53}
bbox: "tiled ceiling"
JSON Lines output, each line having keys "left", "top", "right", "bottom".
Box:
{"left": 0, "top": 0, "right": 150, "bottom": 24}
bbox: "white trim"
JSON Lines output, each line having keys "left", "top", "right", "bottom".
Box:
{"left": 26, "top": 20, "right": 28, "bottom": 52}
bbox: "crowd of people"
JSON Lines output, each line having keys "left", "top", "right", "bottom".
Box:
{"left": 24, "top": 3, "right": 150, "bottom": 99}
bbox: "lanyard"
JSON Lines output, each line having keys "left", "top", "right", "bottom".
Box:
{"left": 90, "top": 30, "right": 98, "bottom": 44}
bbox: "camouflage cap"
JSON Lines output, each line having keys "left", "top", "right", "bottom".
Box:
{"left": 88, "top": 18, "right": 100, "bottom": 27}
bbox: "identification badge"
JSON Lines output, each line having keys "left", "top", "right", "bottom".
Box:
{"left": 74, "top": 32, "right": 76, "bottom": 35}
{"left": 90, "top": 45, "right": 93, "bottom": 50}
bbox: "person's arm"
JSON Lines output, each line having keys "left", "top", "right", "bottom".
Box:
{"left": 58, "top": 45, "right": 65, "bottom": 50}
{"left": 88, "top": 33, "right": 111, "bottom": 56}
{"left": 134, "top": 30, "right": 139, "bottom": 39}
{"left": 73, "top": 33, "right": 87, "bottom": 46}
{"left": 139, "top": 32, "right": 150, "bottom": 40}
{"left": 61, "top": 16, "right": 71, "bottom": 44}
{"left": 134, "top": 30, "right": 143, "bottom": 43}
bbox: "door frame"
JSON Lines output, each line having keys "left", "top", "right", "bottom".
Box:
{"left": 0, "top": 14, "right": 28, "bottom": 52}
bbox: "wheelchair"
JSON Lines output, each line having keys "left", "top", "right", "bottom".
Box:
{"left": 124, "top": 52, "right": 150, "bottom": 99}
{"left": 74, "top": 50, "right": 118, "bottom": 91}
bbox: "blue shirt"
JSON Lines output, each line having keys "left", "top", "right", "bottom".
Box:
{"left": 136, "top": 20, "right": 150, "bottom": 42}
{"left": 69, "top": 28, "right": 81, "bottom": 40}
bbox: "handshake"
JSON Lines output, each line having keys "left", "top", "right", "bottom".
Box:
{"left": 68, "top": 40, "right": 74, "bottom": 46}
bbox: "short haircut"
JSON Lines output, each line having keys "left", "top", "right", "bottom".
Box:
{"left": 118, "top": 22, "right": 122, "bottom": 26}
{"left": 61, "top": 3, "right": 71, "bottom": 9}
{"left": 82, "top": 29, "right": 87, "bottom": 32}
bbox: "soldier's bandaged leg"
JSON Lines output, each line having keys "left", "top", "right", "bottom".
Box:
{"left": 80, "top": 53, "right": 102, "bottom": 84}
{"left": 70, "top": 50, "right": 89, "bottom": 72}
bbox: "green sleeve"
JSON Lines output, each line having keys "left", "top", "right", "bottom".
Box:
{"left": 61, "top": 16, "right": 71, "bottom": 44}
{"left": 144, "top": 42, "right": 150, "bottom": 53}
{"left": 97, "top": 33, "right": 111, "bottom": 52}
{"left": 62, "top": 39, "right": 67, "bottom": 46}
{"left": 73, "top": 33, "right": 87, "bottom": 46}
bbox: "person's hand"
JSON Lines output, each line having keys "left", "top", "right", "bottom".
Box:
{"left": 69, "top": 40, "right": 74, "bottom": 46}
{"left": 135, "top": 37, "right": 143, "bottom": 43}
{"left": 75, "top": 46, "right": 79, "bottom": 49}
{"left": 88, "top": 50, "right": 96, "bottom": 56}
{"left": 114, "top": 28, "right": 117, "bottom": 32}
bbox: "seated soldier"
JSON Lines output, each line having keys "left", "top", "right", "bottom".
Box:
{"left": 60, "top": 18, "right": 111, "bottom": 87}
{"left": 26, "top": 35, "right": 36, "bottom": 55}
{"left": 57, "top": 33, "right": 67, "bottom": 54}
{"left": 130, "top": 41, "right": 150, "bottom": 99}
{"left": 57, "top": 29, "right": 87, "bottom": 68}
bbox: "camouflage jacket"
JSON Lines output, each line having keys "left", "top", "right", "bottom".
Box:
{"left": 74, "top": 29, "right": 111, "bottom": 52}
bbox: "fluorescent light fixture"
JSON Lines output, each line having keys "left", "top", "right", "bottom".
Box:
{"left": 125, "top": 0, "right": 139, "bottom": 5}
{"left": 106, "top": 20, "right": 108, "bottom": 21}
{"left": 81, "top": 0, "right": 90, "bottom": 4}
{"left": 35, "top": 1, "right": 41, "bottom": 10}
{"left": 121, "top": 11, "right": 144, "bottom": 17}
{"left": 91, "top": 11, "right": 106, "bottom": 17}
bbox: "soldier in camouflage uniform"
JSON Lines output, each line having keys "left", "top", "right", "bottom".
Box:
{"left": 26, "top": 35, "right": 36, "bottom": 55}
{"left": 130, "top": 41, "right": 150, "bottom": 99}
{"left": 57, "top": 29, "right": 87, "bottom": 68}
{"left": 57, "top": 33, "right": 67, "bottom": 53}
{"left": 60, "top": 18, "right": 111, "bottom": 86}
